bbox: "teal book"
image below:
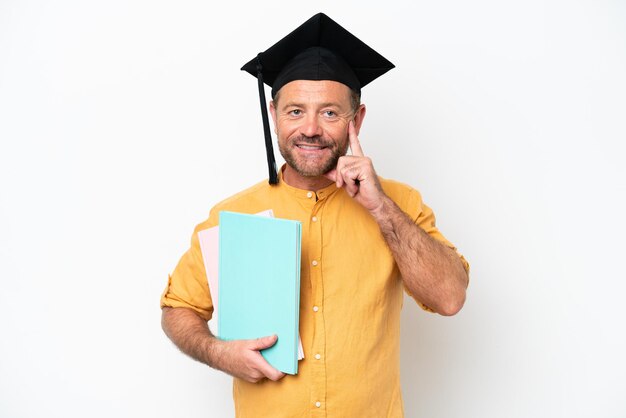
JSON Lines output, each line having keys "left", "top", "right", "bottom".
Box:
{"left": 218, "top": 211, "right": 302, "bottom": 375}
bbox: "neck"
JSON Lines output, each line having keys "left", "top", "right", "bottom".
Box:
{"left": 282, "top": 165, "right": 334, "bottom": 191}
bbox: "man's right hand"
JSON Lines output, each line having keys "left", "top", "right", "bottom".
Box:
{"left": 161, "top": 307, "right": 286, "bottom": 384}
{"left": 216, "top": 334, "right": 286, "bottom": 383}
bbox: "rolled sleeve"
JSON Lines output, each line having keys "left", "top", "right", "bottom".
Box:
{"left": 160, "top": 222, "right": 215, "bottom": 322}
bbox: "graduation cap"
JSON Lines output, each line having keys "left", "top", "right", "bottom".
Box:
{"left": 241, "top": 12, "right": 395, "bottom": 184}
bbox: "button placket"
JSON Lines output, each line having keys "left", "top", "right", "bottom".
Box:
{"left": 308, "top": 201, "right": 326, "bottom": 415}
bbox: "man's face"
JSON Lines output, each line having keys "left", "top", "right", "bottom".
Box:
{"left": 270, "top": 80, "right": 360, "bottom": 178}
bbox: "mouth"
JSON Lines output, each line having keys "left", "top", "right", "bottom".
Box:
{"left": 295, "top": 144, "right": 328, "bottom": 151}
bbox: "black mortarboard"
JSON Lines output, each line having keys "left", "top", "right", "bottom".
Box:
{"left": 241, "top": 12, "right": 395, "bottom": 184}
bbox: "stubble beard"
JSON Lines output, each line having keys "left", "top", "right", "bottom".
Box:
{"left": 278, "top": 135, "right": 348, "bottom": 177}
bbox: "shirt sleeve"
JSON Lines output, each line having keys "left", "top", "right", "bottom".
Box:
{"left": 400, "top": 186, "right": 470, "bottom": 312}
{"left": 160, "top": 215, "right": 216, "bottom": 322}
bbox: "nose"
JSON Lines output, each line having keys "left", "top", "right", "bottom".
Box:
{"left": 299, "top": 114, "right": 322, "bottom": 138}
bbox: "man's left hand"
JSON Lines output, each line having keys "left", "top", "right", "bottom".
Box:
{"left": 324, "top": 121, "right": 386, "bottom": 214}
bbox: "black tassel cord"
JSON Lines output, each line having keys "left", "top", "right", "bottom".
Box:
{"left": 256, "top": 54, "right": 278, "bottom": 185}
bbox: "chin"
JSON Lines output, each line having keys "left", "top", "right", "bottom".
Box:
{"left": 291, "top": 157, "right": 337, "bottom": 177}
{"left": 293, "top": 165, "right": 329, "bottom": 177}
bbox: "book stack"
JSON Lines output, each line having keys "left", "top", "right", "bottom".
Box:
{"left": 197, "top": 210, "right": 303, "bottom": 375}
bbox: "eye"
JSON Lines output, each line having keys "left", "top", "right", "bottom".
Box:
{"left": 288, "top": 109, "right": 302, "bottom": 116}
{"left": 323, "top": 110, "right": 336, "bottom": 118}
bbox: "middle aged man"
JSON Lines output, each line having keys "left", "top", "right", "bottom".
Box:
{"left": 161, "top": 13, "right": 469, "bottom": 418}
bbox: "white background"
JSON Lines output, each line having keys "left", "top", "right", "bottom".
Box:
{"left": 1, "top": 1, "right": 625, "bottom": 417}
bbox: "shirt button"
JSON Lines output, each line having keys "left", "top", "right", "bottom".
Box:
{"left": 315, "top": 401, "right": 321, "bottom": 408}
{"left": 312, "top": 216, "right": 318, "bottom": 222}
{"left": 315, "top": 354, "right": 321, "bottom": 360}
{"left": 312, "top": 260, "right": 318, "bottom": 266}
{"left": 313, "top": 306, "right": 319, "bottom": 312}
{"left": 306, "top": 192, "right": 313, "bottom": 198}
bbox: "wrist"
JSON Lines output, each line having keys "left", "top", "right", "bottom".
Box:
{"left": 369, "top": 195, "right": 393, "bottom": 223}
{"left": 203, "top": 333, "right": 227, "bottom": 370}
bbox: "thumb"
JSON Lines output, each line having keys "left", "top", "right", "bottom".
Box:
{"left": 250, "top": 334, "right": 278, "bottom": 350}
{"left": 323, "top": 169, "right": 338, "bottom": 184}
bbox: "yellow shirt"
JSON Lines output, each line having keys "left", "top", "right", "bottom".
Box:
{"left": 161, "top": 171, "right": 469, "bottom": 418}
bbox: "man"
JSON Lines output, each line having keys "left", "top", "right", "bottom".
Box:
{"left": 161, "top": 13, "right": 469, "bottom": 417}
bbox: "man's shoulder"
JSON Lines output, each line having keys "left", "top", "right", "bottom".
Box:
{"left": 379, "top": 176, "right": 421, "bottom": 197}
{"left": 378, "top": 176, "right": 425, "bottom": 214}
{"left": 211, "top": 179, "right": 272, "bottom": 212}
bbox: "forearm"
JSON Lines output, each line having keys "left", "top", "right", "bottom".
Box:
{"left": 161, "top": 307, "right": 225, "bottom": 369}
{"left": 371, "top": 195, "right": 468, "bottom": 316}
{"left": 161, "top": 307, "right": 286, "bottom": 382}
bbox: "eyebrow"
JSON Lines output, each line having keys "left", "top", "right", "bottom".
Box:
{"left": 281, "top": 101, "right": 302, "bottom": 109}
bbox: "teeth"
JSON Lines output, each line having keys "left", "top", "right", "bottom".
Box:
{"left": 298, "top": 145, "right": 323, "bottom": 150}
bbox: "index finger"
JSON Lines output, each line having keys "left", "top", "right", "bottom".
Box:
{"left": 348, "top": 120, "right": 364, "bottom": 157}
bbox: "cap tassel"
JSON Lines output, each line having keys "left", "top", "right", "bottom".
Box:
{"left": 256, "top": 54, "right": 278, "bottom": 185}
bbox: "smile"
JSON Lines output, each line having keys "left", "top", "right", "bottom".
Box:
{"left": 295, "top": 144, "right": 328, "bottom": 150}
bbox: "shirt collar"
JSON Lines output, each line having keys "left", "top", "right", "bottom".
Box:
{"left": 277, "top": 164, "right": 340, "bottom": 202}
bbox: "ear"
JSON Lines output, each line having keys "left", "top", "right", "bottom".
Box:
{"left": 353, "top": 104, "right": 366, "bottom": 136}
{"left": 269, "top": 100, "right": 278, "bottom": 134}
